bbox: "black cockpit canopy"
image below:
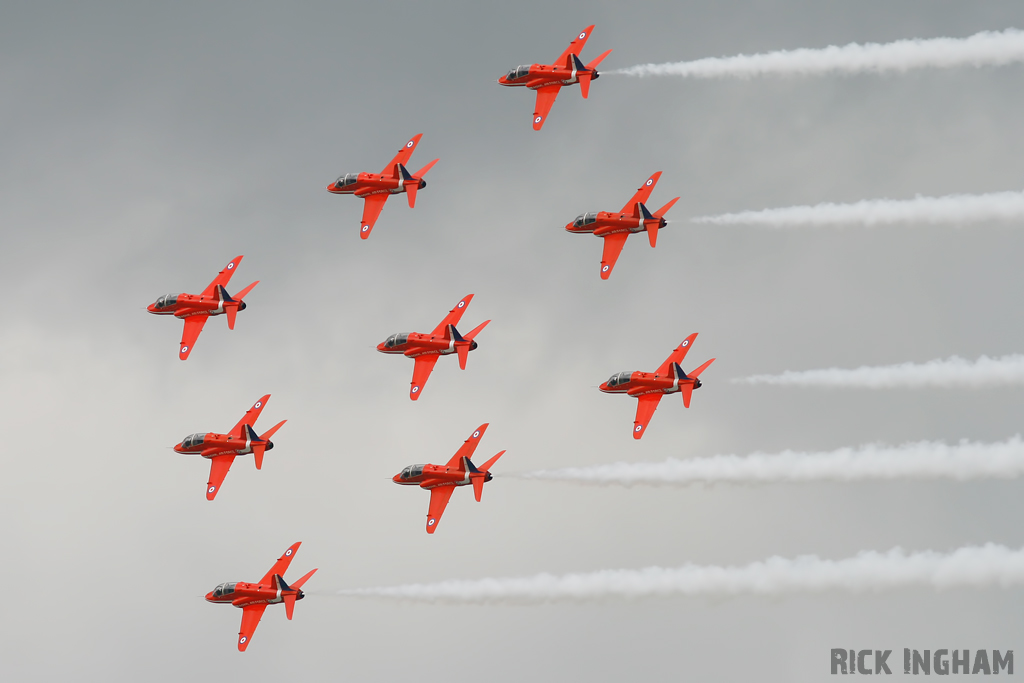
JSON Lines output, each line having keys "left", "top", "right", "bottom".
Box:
{"left": 154, "top": 294, "right": 180, "bottom": 308}
{"left": 606, "top": 371, "right": 633, "bottom": 387}
{"left": 212, "top": 582, "right": 237, "bottom": 597}
{"left": 506, "top": 65, "right": 531, "bottom": 80}
{"left": 383, "top": 333, "right": 410, "bottom": 348}
{"left": 181, "top": 433, "right": 208, "bottom": 449}
{"left": 335, "top": 173, "right": 359, "bottom": 187}
{"left": 399, "top": 464, "right": 425, "bottom": 480}
{"left": 572, "top": 212, "right": 598, "bottom": 228}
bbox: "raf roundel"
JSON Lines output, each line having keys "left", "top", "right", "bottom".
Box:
{"left": 457, "top": 301, "right": 465, "bottom": 308}
{"left": 181, "top": 346, "right": 189, "bottom": 353}
{"left": 646, "top": 179, "right": 653, "bottom": 186}
{"left": 285, "top": 549, "right": 293, "bottom": 556}
{"left": 208, "top": 485, "right": 216, "bottom": 493}
{"left": 411, "top": 386, "right": 419, "bottom": 394}
{"left": 534, "top": 116, "right": 542, "bottom": 124}
{"left": 634, "top": 425, "right": 643, "bottom": 433}
{"left": 682, "top": 340, "right": 689, "bottom": 347}
{"left": 227, "top": 262, "right": 234, "bottom": 269}
{"left": 473, "top": 430, "right": 480, "bottom": 438}
{"left": 579, "top": 32, "right": 586, "bottom": 39}
{"left": 254, "top": 401, "right": 262, "bottom": 408}
{"left": 361, "top": 225, "right": 369, "bottom": 232}
{"left": 427, "top": 518, "right": 436, "bottom": 526}
{"left": 601, "top": 265, "right": 610, "bottom": 272}
{"left": 406, "top": 140, "right": 414, "bottom": 148}
{"left": 239, "top": 637, "right": 247, "bottom": 644}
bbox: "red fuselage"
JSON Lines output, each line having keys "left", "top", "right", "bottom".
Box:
{"left": 599, "top": 370, "right": 702, "bottom": 397}
{"left": 377, "top": 332, "right": 479, "bottom": 359}
{"left": 392, "top": 463, "right": 492, "bottom": 490}
{"left": 565, "top": 210, "right": 666, "bottom": 237}
{"left": 147, "top": 291, "right": 244, "bottom": 319}
{"left": 497, "top": 63, "right": 598, "bottom": 90}
{"left": 206, "top": 581, "right": 304, "bottom": 609}
{"left": 174, "top": 432, "right": 274, "bottom": 458}
{"left": 326, "top": 173, "right": 426, "bottom": 198}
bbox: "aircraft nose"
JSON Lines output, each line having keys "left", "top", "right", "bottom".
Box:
{"left": 376, "top": 341, "right": 387, "bottom": 352}
{"left": 146, "top": 303, "right": 156, "bottom": 312}
{"left": 204, "top": 591, "right": 215, "bottom": 601}
{"left": 391, "top": 473, "right": 402, "bottom": 484}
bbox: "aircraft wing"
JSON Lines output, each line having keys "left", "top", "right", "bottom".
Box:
{"left": 655, "top": 333, "right": 699, "bottom": 376}
{"left": 259, "top": 541, "right": 302, "bottom": 585}
{"left": 426, "top": 485, "right": 456, "bottom": 534}
{"left": 532, "top": 84, "right": 562, "bottom": 130}
{"left": 619, "top": 172, "right": 662, "bottom": 214}
{"left": 357, "top": 194, "right": 389, "bottom": 239}
{"left": 599, "top": 233, "right": 629, "bottom": 280}
{"left": 179, "top": 315, "right": 209, "bottom": 360}
{"left": 206, "top": 454, "right": 236, "bottom": 501}
{"left": 200, "top": 255, "right": 244, "bottom": 298}
{"left": 445, "top": 423, "right": 489, "bottom": 467}
{"left": 632, "top": 394, "right": 663, "bottom": 440}
{"left": 429, "top": 294, "right": 475, "bottom": 336}
{"left": 409, "top": 354, "right": 439, "bottom": 400}
{"left": 555, "top": 25, "right": 595, "bottom": 65}
{"left": 230, "top": 394, "right": 272, "bottom": 437}
{"left": 237, "top": 603, "right": 268, "bottom": 652}
{"left": 381, "top": 134, "right": 423, "bottom": 174}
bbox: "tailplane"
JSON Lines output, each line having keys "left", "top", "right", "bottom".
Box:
{"left": 225, "top": 281, "right": 259, "bottom": 330}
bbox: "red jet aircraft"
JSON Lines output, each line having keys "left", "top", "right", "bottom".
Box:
{"left": 206, "top": 541, "right": 317, "bottom": 652}
{"left": 148, "top": 255, "right": 259, "bottom": 360}
{"left": 174, "top": 394, "right": 287, "bottom": 500}
{"left": 566, "top": 172, "right": 680, "bottom": 280}
{"left": 393, "top": 423, "right": 505, "bottom": 533}
{"left": 599, "top": 333, "right": 715, "bottom": 439}
{"left": 326, "top": 134, "right": 439, "bottom": 239}
{"left": 377, "top": 294, "right": 490, "bottom": 400}
{"left": 498, "top": 25, "right": 612, "bottom": 130}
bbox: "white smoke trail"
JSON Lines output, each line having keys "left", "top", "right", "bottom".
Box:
{"left": 736, "top": 355, "right": 1024, "bottom": 388}
{"left": 514, "top": 437, "right": 1024, "bottom": 486}
{"left": 610, "top": 28, "right": 1024, "bottom": 78}
{"left": 339, "top": 544, "right": 1024, "bottom": 603}
{"left": 691, "top": 191, "right": 1024, "bottom": 228}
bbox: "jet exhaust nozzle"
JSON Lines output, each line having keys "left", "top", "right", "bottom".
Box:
{"left": 266, "top": 440, "right": 274, "bottom": 450}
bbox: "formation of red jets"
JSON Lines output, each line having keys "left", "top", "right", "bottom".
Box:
{"left": 147, "top": 26, "right": 714, "bottom": 652}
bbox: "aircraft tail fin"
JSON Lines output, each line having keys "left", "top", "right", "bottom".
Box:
{"left": 570, "top": 54, "right": 593, "bottom": 98}
{"left": 479, "top": 449, "right": 506, "bottom": 473}
{"left": 224, "top": 281, "right": 259, "bottom": 330}
{"left": 291, "top": 567, "right": 318, "bottom": 591}
{"left": 689, "top": 358, "right": 716, "bottom": 379}
{"left": 671, "top": 362, "right": 690, "bottom": 381}
{"left": 587, "top": 48, "right": 612, "bottom": 72}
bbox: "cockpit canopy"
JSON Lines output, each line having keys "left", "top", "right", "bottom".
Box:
{"left": 606, "top": 371, "right": 633, "bottom": 387}
{"left": 506, "top": 65, "right": 531, "bottom": 80}
{"left": 212, "top": 582, "right": 237, "bottom": 597}
{"left": 572, "top": 212, "right": 598, "bottom": 228}
{"left": 383, "top": 333, "right": 410, "bottom": 348}
{"left": 399, "top": 464, "right": 425, "bottom": 480}
{"left": 335, "top": 173, "right": 359, "bottom": 187}
{"left": 181, "top": 433, "right": 208, "bottom": 449}
{"left": 154, "top": 294, "right": 180, "bottom": 309}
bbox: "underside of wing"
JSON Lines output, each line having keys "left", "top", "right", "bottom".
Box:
{"left": 230, "top": 394, "right": 271, "bottom": 437}
{"left": 259, "top": 541, "right": 302, "bottom": 585}
{"left": 201, "top": 255, "right": 243, "bottom": 298}
{"left": 429, "top": 294, "right": 474, "bottom": 336}
{"left": 446, "top": 423, "right": 489, "bottom": 467}
{"left": 555, "top": 25, "right": 595, "bottom": 65}
{"left": 632, "top": 394, "right": 663, "bottom": 440}
{"left": 206, "top": 454, "right": 236, "bottom": 501}
{"left": 655, "top": 333, "right": 699, "bottom": 376}
{"left": 532, "top": 85, "right": 561, "bottom": 130}
{"left": 599, "top": 233, "right": 629, "bottom": 280}
{"left": 381, "top": 134, "right": 422, "bottom": 174}
{"left": 179, "top": 315, "right": 209, "bottom": 360}
{"left": 620, "top": 172, "right": 662, "bottom": 214}
{"left": 358, "top": 194, "right": 389, "bottom": 239}
{"left": 426, "top": 485, "right": 456, "bottom": 534}
{"left": 237, "top": 604, "right": 268, "bottom": 652}
{"left": 409, "top": 355, "right": 440, "bottom": 400}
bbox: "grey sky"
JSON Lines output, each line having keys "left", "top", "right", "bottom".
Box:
{"left": 3, "top": 1, "right": 1024, "bottom": 680}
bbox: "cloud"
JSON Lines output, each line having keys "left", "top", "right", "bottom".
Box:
{"left": 338, "top": 544, "right": 1024, "bottom": 603}
{"left": 513, "top": 437, "right": 1024, "bottom": 486}
{"left": 735, "top": 355, "right": 1024, "bottom": 388}
{"left": 610, "top": 28, "right": 1024, "bottom": 78}
{"left": 691, "top": 191, "right": 1024, "bottom": 228}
